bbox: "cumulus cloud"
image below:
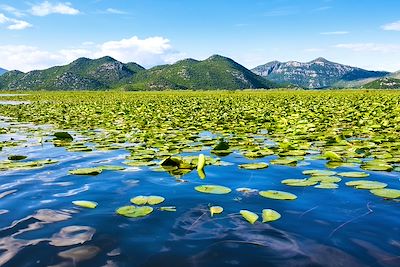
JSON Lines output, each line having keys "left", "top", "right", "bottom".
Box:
{"left": 381, "top": 20, "right": 400, "bottom": 31}
{"left": 0, "top": 36, "right": 185, "bottom": 72}
{"left": 0, "top": 4, "right": 25, "bottom": 17}
{"left": 30, "top": 1, "right": 80, "bottom": 16}
{"left": 0, "top": 13, "right": 32, "bottom": 30}
{"left": 335, "top": 43, "right": 400, "bottom": 53}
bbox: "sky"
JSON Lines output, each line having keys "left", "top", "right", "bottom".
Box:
{"left": 1, "top": 0, "right": 400, "bottom": 72}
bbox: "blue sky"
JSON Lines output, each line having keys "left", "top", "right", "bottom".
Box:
{"left": 1, "top": 0, "right": 400, "bottom": 72}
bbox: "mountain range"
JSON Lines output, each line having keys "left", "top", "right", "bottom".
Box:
{"left": 0, "top": 56, "right": 398, "bottom": 90}
{"left": 251, "top": 58, "right": 389, "bottom": 88}
{"left": 0, "top": 68, "right": 7, "bottom": 76}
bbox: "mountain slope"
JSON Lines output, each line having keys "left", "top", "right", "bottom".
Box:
{"left": 362, "top": 77, "right": 400, "bottom": 89}
{"left": 0, "top": 57, "right": 145, "bottom": 90}
{"left": 252, "top": 58, "right": 389, "bottom": 89}
{"left": 0, "top": 68, "right": 7, "bottom": 76}
{"left": 124, "top": 55, "right": 277, "bottom": 90}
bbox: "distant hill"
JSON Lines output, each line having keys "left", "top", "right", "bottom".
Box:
{"left": 362, "top": 77, "right": 400, "bottom": 89}
{"left": 0, "top": 56, "right": 145, "bottom": 90}
{"left": 123, "top": 55, "right": 277, "bottom": 90}
{"left": 0, "top": 55, "right": 276, "bottom": 91}
{"left": 0, "top": 68, "right": 7, "bottom": 76}
{"left": 252, "top": 58, "right": 389, "bottom": 89}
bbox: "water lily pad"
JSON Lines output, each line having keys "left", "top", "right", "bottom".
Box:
{"left": 116, "top": 206, "right": 153, "bottom": 218}
{"left": 270, "top": 158, "right": 297, "bottom": 165}
{"left": 370, "top": 188, "right": 400, "bottom": 199}
{"left": 54, "top": 132, "right": 73, "bottom": 140}
{"left": 194, "top": 185, "right": 231, "bottom": 194}
{"left": 98, "top": 165, "right": 126, "bottom": 171}
{"left": 302, "top": 170, "right": 337, "bottom": 176}
{"left": 210, "top": 206, "right": 223, "bottom": 216}
{"left": 324, "top": 151, "right": 343, "bottom": 162}
{"left": 281, "top": 179, "right": 318, "bottom": 187}
{"left": 72, "top": 200, "right": 98, "bottom": 209}
{"left": 262, "top": 209, "right": 281, "bottom": 223}
{"left": 240, "top": 210, "right": 258, "bottom": 224}
{"left": 361, "top": 163, "right": 393, "bottom": 172}
{"left": 69, "top": 167, "right": 102, "bottom": 175}
{"left": 259, "top": 190, "right": 297, "bottom": 200}
{"left": 130, "top": 196, "right": 165, "bottom": 205}
{"left": 308, "top": 176, "right": 342, "bottom": 183}
{"left": 337, "top": 172, "right": 369, "bottom": 178}
{"left": 345, "top": 180, "right": 387, "bottom": 189}
{"left": 239, "top": 162, "right": 269, "bottom": 170}
{"left": 8, "top": 155, "right": 27, "bottom": 161}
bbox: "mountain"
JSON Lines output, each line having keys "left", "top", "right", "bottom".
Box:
{"left": 252, "top": 57, "right": 389, "bottom": 89}
{"left": 362, "top": 77, "right": 400, "bottom": 89}
{"left": 0, "top": 68, "right": 7, "bottom": 76}
{"left": 0, "top": 56, "right": 145, "bottom": 90}
{"left": 123, "top": 55, "right": 277, "bottom": 90}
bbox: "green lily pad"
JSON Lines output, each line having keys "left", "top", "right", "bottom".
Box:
{"left": 308, "top": 176, "right": 342, "bottom": 183}
{"left": 345, "top": 180, "right": 387, "bottom": 189}
{"left": 302, "top": 170, "right": 337, "bottom": 176}
{"left": 54, "top": 132, "right": 73, "bottom": 140}
{"left": 262, "top": 209, "right": 281, "bottom": 223}
{"left": 281, "top": 179, "right": 318, "bottom": 187}
{"left": 361, "top": 163, "right": 393, "bottom": 172}
{"left": 69, "top": 167, "right": 103, "bottom": 175}
{"left": 240, "top": 210, "right": 258, "bottom": 224}
{"left": 270, "top": 158, "right": 297, "bottom": 165}
{"left": 97, "top": 165, "right": 126, "bottom": 171}
{"left": 337, "top": 172, "right": 369, "bottom": 178}
{"left": 370, "top": 188, "right": 400, "bottom": 199}
{"left": 116, "top": 206, "right": 153, "bottom": 218}
{"left": 8, "top": 155, "right": 27, "bottom": 161}
{"left": 210, "top": 206, "right": 223, "bottom": 216}
{"left": 194, "top": 185, "right": 231, "bottom": 194}
{"left": 259, "top": 190, "right": 297, "bottom": 200}
{"left": 239, "top": 162, "right": 269, "bottom": 170}
{"left": 130, "top": 196, "right": 165, "bottom": 205}
{"left": 324, "top": 151, "right": 343, "bottom": 162}
{"left": 72, "top": 200, "right": 98, "bottom": 209}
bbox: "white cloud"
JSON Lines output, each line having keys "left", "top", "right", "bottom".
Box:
{"left": 105, "top": 8, "right": 127, "bottom": 14}
{"left": 31, "top": 1, "right": 80, "bottom": 16}
{"left": 0, "top": 4, "right": 25, "bottom": 17}
{"left": 320, "top": 31, "right": 349, "bottom": 35}
{"left": 0, "top": 13, "right": 32, "bottom": 30}
{"left": 381, "top": 20, "right": 400, "bottom": 31}
{"left": 335, "top": 43, "right": 400, "bottom": 53}
{"left": 0, "top": 36, "right": 185, "bottom": 71}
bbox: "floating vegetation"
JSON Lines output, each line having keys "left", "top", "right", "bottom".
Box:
{"left": 240, "top": 210, "right": 259, "bottom": 224}
{"left": 238, "top": 162, "right": 269, "bottom": 170}
{"left": 130, "top": 195, "right": 165, "bottom": 205}
{"left": 159, "top": 206, "right": 177, "bottom": 212}
{"left": 337, "top": 172, "right": 370, "bottom": 178}
{"left": 7, "top": 155, "right": 27, "bottom": 161}
{"left": 259, "top": 190, "right": 297, "bottom": 200}
{"left": 345, "top": 180, "right": 387, "bottom": 190}
{"left": 281, "top": 179, "right": 318, "bottom": 187}
{"left": 315, "top": 183, "right": 339, "bottom": 189}
{"left": 262, "top": 209, "right": 281, "bottom": 222}
{"left": 72, "top": 200, "right": 98, "bottom": 209}
{"left": 209, "top": 206, "right": 223, "bottom": 216}
{"left": 116, "top": 206, "right": 153, "bottom": 218}
{"left": 302, "top": 170, "right": 337, "bottom": 176}
{"left": 370, "top": 188, "right": 400, "bottom": 199}
{"left": 69, "top": 167, "right": 103, "bottom": 175}
{"left": 195, "top": 185, "right": 232, "bottom": 194}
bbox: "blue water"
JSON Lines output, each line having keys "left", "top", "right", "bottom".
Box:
{"left": 0, "top": 117, "right": 399, "bottom": 267}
